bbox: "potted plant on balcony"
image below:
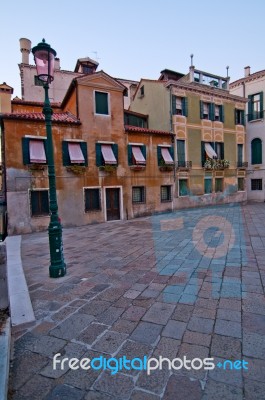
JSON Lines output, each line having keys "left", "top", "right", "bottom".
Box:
{"left": 98, "top": 164, "right": 117, "bottom": 173}
{"left": 159, "top": 159, "right": 174, "bottom": 172}
{"left": 66, "top": 165, "right": 86, "bottom": 175}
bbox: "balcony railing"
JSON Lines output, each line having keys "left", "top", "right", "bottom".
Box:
{"left": 176, "top": 161, "right": 192, "bottom": 170}
{"left": 203, "top": 159, "right": 230, "bottom": 170}
{"left": 237, "top": 161, "right": 248, "bottom": 169}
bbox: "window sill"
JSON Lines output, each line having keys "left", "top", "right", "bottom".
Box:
{"left": 248, "top": 119, "right": 263, "bottom": 123}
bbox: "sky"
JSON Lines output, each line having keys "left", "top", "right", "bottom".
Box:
{"left": 1, "top": 0, "right": 265, "bottom": 98}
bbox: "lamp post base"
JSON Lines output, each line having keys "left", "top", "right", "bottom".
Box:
{"left": 49, "top": 263, "right": 66, "bottom": 278}
{"left": 48, "top": 222, "right": 66, "bottom": 278}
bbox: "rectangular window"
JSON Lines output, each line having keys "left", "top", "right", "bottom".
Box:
{"left": 215, "top": 178, "right": 223, "bottom": 192}
{"left": 172, "top": 96, "right": 188, "bottom": 116}
{"left": 140, "top": 86, "right": 145, "bottom": 96}
{"left": 95, "top": 91, "right": 109, "bottom": 115}
{"left": 248, "top": 92, "right": 263, "bottom": 121}
{"left": 251, "top": 179, "right": 262, "bottom": 191}
{"left": 235, "top": 109, "right": 245, "bottom": 125}
{"left": 132, "top": 186, "right": 145, "bottom": 204}
{"left": 238, "top": 178, "right": 245, "bottom": 191}
{"left": 202, "top": 102, "right": 210, "bottom": 119}
{"left": 179, "top": 179, "right": 189, "bottom": 196}
{"left": 161, "top": 185, "right": 172, "bottom": 202}
{"left": 22, "top": 137, "right": 47, "bottom": 165}
{"left": 30, "top": 190, "right": 49, "bottom": 217}
{"left": 84, "top": 188, "right": 101, "bottom": 212}
{"left": 215, "top": 105, "right": 220, "bottom": 121}
{"left": 177, "top": 140, "right": 186, "bottom": 167}
{"left": 96, "top": 143, "right": 118, "bottom": 166}
{"left": 204, "top": 178, "right": 212, "bottom": 194}
{"left": 237, "top": 144, "right": 243, "bottom": 167}
{"left": 131, "top": 146, "right": 146, "bottom": 165}
{"left": 62, "top": 141, "right": 87, "bottom": 166}
{"left": 158, "top": 146, "right": 174, "bottom": 166}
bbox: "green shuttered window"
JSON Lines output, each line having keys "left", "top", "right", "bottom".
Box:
{"left": 204, "top": 178, "right": 212, "bottom": 194}
{"left": 95, "top": 91, "right": 109, "bottom": 115}
{"left": 172, "top": 96, "right": 188, "bottom": 117}
{"left": 62, "top": 141, "right": 88, "bottom": 166}
{"left": 248, "top": 92, "right": 263, "bottom": 121}
{"left": 96, "top": 143, "right": 118, "bottom": 166}
{"left": 251, "top": 138, "right": 262, "bottom": 164}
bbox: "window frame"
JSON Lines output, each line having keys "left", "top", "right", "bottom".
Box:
{"left": 96, "top": 142, "right": 118, "bottom": 166}
{"left": 161, "top": 185, "right": 172, "bottom": 202}
{"left": 215, "top": 178, "right": 223, "bottom": 193}
{"left": 94, "top": 90, "right": 110, "bottom": 116}
{"left": 30, "top": 189, "right": 49, "bottom": 217}
{"left": 84, "top": 187, "right": 101, "bottom": 212}
{"left": 132, "top": 186, "right": 146, "bottom": 204}
{"left": 128, "top": 144, "right": 146, "bottom": 166}
{"left": 237, "top": 178, "right": 245, "bottom": 192}
{"left": 204, "top": 177, "right": 212, "bottom": 194}
{"left": 179, "top": 179, "right": 189, "bottom": 197}
{"left": 251, "top": 179, "right": 262, "bottom": 191}
{"left": 62, "top": 140, "right": 88, "bottom": 166}
{"left": 22, "top": 136, "right": 47, "bottom": 165}
{"left": 248, "top": 92, "right": 263, "bottom": 121}
{"left": 251, "top": 138, "right": 262, "bottom": 165}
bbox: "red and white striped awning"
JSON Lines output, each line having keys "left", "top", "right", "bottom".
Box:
{"left": 132, "top": 146, "right": 146, "bottom": 164}
{"left": 161, "top": 147, "right": 174, "bottom": 165}
{"left": 101, "top": 144, "right": 117, "bottom": 165}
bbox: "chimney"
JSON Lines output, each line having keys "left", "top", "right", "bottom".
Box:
{"left": 54, "top": 57, "right": 60, "bottom": 70}
{"left": 244, "top": 66, "right": 251, "bottom": 77}
{"left": 19, "top": 38, "right": 31, "bottom": 64}
{"left": 0, "top": 83, "right": 13, "bottom": 113}
{"left": 189, "top": 65, "right": 195, "bottom": 82}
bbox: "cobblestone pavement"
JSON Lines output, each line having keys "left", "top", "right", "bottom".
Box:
{"left": 8, "top": 203, "right": 265, "bottom": 399}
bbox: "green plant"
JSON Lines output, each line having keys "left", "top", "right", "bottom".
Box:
{"left": 99, "top": 165, "right": 117, "bottom": 173}
{"left": 66, "top": 165, "right": 86, "bottom": 175}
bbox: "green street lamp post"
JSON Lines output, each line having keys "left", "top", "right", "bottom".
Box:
{"left": 32, "top": 39, "right": 66, "bottom": 278}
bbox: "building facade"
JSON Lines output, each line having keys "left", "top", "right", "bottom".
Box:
{"left": 129, "top": 66, "right": 248, "bottom": 208}
{"left": 230, "top": 67, "right": 265, "bottom": 201}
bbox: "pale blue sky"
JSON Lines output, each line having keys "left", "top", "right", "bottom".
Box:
{"left": 1, "top": 0, "right": 265, "bottom": 98}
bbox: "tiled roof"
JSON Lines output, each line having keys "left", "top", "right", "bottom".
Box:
{"left": 125, "top": 125, "right": 172, "bottom": 135}
{"left": 230, "top": 69, "right": 265, "bottom": 87}
{"left": 1, "top": 112, "right": 81, "bottom": 124}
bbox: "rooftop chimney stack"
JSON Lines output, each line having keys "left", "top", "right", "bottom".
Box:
{"left": 244, "top": 66, "right": 251, "bottom": 77}
{"left": 19, "top": 38, "right": 31, "bottom": 64}
{"left": 54, "top": 57, "right": 60, "bottom": 70}
{"left": 0, "top": 82, "right": 14, "bottom": 113}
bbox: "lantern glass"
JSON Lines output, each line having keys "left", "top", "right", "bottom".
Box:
{"left": 32, "top": 40, "right": 56, "bottom": 83}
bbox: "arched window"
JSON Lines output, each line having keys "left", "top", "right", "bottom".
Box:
{"left": 251, "top": 138, "right": 262, "bottom": 164}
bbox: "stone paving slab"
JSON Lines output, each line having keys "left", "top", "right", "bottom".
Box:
{"left": 7, "top": 203, "right": 265, "bottom": 399}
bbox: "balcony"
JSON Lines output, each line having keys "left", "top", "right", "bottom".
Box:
{"left": 237, "top": 161, "right": 248, "bottom": 169}
{"left": 203, "top": 159, "right": 230, "bottom": 170}
{"left": 176, "top": 161, "right": 192, "bottom": 170}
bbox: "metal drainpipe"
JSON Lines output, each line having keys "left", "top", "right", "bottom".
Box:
{"left": 169, "top": 85, "right": 176, "bottom": 183}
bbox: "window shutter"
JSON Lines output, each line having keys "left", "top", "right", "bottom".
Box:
{"left": 177, "top": 140, "right": 185, "bottom": 163}
{"left": 80, "top": 142, "right": 88, "bottom": 166}
{"left": 96, "top": 143, "right": 102, "bottom": 166}
{"left": 172, "top": 95, "right": 176, "bottom": 115}
{"left": 22, "top": 137, "right": 30, "bottom": 165}
{"left": 157, "top": 146, "right": 162, "bottom": 165}
{"left": 128, "top": 145, "right": 133, "bottom": 165}
{"left": 95, "top": 92, "right": 108, "bottom": 114}
{"left": 182, "top": 97, "right": 188, "bottom": 117}
{"left": 220, "top": 105, "right": 224, "bottom": 122}
{"left": 251, "top": 138, "right": 262, "bottom": 164}
{"left": 210, "top": 103, "right": 215, "bottom": 121}
{"left": 112, "top": 144, "right": 118, "bottom": 164}
{"left": 201, "top": 142, "right": 206, "bottom": 167}
{"left": 238, "top": 144, "right": 243, "bottom": 164}
{"left": 62, "top": 141, "right": 70, "bottom": 166}
{"left": 141, "top": 145, "right": 146, "bottom": 160}
{"left": 41, "top": 191, "right": 49, "bottom": 214}
{"left": 260, "top": 92, "right": 264, "bottom": 119}
{"left": 200, "top": 101, "right": 204, "bottom": 119}
{"left": 234, "top": 109, "right": 237, "bottom": 125}
{"left": 248, "top": 95, "right": 252, "bottom": 121}
{"left": 220, "top": 143, "right": 224, "bottom": 159}
{"left": 169, "top": 146, "right": 174, "bottom": 161}
{"left": 242, "top": 110, "right": 245, "bottom": 126}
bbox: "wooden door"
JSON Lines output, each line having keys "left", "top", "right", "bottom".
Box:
{"left": 106, "top": 188, "right": 120, "bottom": 221}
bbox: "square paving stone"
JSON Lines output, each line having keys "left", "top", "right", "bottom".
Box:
{"left": 196, "top": 298, "right": 219, "bottom": 310}
{"left": 209, "top": 357, "right": 243, "bottom": 387}
{"left": 112, "top": 319, "right": 138, "bottom": 335}
{"left": 123, "top": 289, "right": 141, "bottom": 299}
{"left": 142, "top": 302, "right": 175, "bottom": 325}
{"left": 44, "top": 384, "right": 85, "bottom": 400}
{"left": 141, "top": 288, "right": 160, "bottom": 298}
{"left": 23, "top": 335, "right": 66, "bottom": 358}
{"left": 80, "top": 300, "right": 112, "bottom": 316}
{"left": 214, "top": 319, "right": 241, "bottom": 338}
{"left": 244, "top": 379, "right": 265, "bottom": 400}
{"left": 243, "top": 312, "right": 265, "bottom": 334}
{"left": 96, "top": 306, "right": 125, "bottom": 325}
{"left": 93, "top": 371, "right": 134, "bottom": 399}
{"left": 11, "top": 374, "right": 54, "bottom": 400}
{"left": 122, "top": 306, "right": 146, "bottom": 321}
{"left": 243, "top": 332, "right": 265, "bottom": 358}
{"left": 84, "top": 391, "right": 114, "bottom": 400}
{"left": 136, "top": 367, "right": 170, "bottom": 395}
{"left": 100, "top": 288, "right": 126, "bottom": 302}
{"left": 163, "top": 374, "right": 203, "bottom": 400}
{"left": 116, "top": 339, "right": 153, "bottom": 364}
{"left": 130, "top": 390, "right": 160, "bottom": 400}
{"left": 202, "top": 379, "right": 243, "bottom": 400}
{"left": 183, "top": 330, "right": 211, "bottom": 347}
{"left": 171, "top": 304, "right": 194, "bottom": 322}
{"left": 216, "top": 309, "right": 241, "bottom": 322}
{"left": 218, "top": 298, "right": 241, "bottom": 311}
{"left": 50, "top": 313, "right": 95, "bottom": 340}
{"left": 211, "top": 334, "right": 242, "bottom": 359}
{"left": 188, "top": 316, "right": 214, "bottom": 334}
{"left": 162, "top": 320, "right": 186, "bottom": 340}
{"left": 92, "top": 331, "right": 128, "bottom": 354}
{"left": 78, "top": 323, "right": 108, "bottom": 345}
{"left": 193, "top": 307, "right": 216, "bottom": 319}
{"left": 130, "top": 322, "right": 162, "bottom": 345}
{"left": 10, "top": 350, "right": 49, "bottom": 390}
{"left": 153, "top": 337, "right": 180, "bottom": 358}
